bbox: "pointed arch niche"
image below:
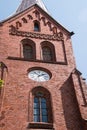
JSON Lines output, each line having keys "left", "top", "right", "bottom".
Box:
{"left": 28, "top": 86, "right": 53, "bottom": 129}
{"left": 20, "top": 39, "right": 36, "bottom": 60}
{"left": 40, "top": 41, "right": 56, "bottom": 62}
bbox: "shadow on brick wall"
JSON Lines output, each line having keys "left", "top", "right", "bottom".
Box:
{"left": 60, "top": 76, "right": 84, "bottom": 130}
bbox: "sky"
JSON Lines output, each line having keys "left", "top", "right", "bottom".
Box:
{"left": 0, "top": 0, "right": 87, "bottom": 81}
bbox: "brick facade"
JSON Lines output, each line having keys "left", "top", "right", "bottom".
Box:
{"left": 0, "top": 4, "right": 87, "bottom": 130}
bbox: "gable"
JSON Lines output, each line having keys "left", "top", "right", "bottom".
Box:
{"left": 1, "top": 5, "right": 72, "bottom": 39}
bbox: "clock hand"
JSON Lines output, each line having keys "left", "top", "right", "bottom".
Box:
{"left": 37, "top": 74, "right": 47, "bottom": 78}
{"left": 34, "top": 71, "right": 39, "bottom": 75}
{"left": 41, "top": 74, "right": 46, "bottom": 76}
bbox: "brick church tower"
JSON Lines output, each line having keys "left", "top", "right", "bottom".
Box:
{"left": 0, "top": 0, "right": 87, "bottom": 130}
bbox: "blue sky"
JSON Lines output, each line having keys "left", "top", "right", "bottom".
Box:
{"left": 0, "top": 0, "right": 87, "bottom": 81}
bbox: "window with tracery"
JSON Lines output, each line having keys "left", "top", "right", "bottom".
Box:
{"left": 23, "top": 44, "right": 33, "bottom": 59}
{"left": 42, "top": 46, "right": 52, "bottom": 61}
{"left": 28, "top": 87, "right": 53, "bottom": 129}
{"left": 34, "top": 92, "right": 48, "bottom": 122}
{"left": 21, "top": 39, "right": 36, "bottom": 60}
{"left": 41, "top": 41, "right": 56, "bottom": 62}
{"left": 31, "top": 87, "right": 53, "bottom": 124}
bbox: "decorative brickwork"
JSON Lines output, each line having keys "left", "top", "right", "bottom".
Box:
{"left": 9, "top": 25, "right": 64, "bottom": 41}
{"left": 0, "top": 1, "right": 87, "bottom": 130}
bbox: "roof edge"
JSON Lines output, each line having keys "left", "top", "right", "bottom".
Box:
{"left": 72, "top": 68, "right": 82, "bottom": 75}
{"left": 0, "top": 4, "right": 73, "bottom": 36}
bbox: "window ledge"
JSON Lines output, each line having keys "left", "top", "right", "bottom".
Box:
{"left": 27, "top": 122, "right": 53, "bottom": 129}
{"left": 7, "top": 56, "right": 67, "bottom": 65}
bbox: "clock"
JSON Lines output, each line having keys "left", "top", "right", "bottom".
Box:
{"left": 28, "top": 69, "right": 50, "bottom": 82}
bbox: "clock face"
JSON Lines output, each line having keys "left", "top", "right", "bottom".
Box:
{"left": 28, "top": 70, "right": 50, "bottom": 82}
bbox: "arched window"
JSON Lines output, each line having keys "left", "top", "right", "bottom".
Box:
{"left": 31, "top": 87, "right": 53, "bottom": 124}
{"left": 23, "top": 44, "right": 33, "bottom": 59}
{"left": 34, "top": 21, "right": 40, "bottom": 31}
{"left": 42, "top": 46, "right": 52, "bottom": 61}
{"left": 41, "top": 41, "right": 56, "bottom": 62}
{"left": 34, "top": 92, "right": 48, "bottom": 122}
{"left": 21, "top": 39, "right": 36, "bottom": 60}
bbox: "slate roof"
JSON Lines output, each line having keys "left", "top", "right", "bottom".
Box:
{"left": 16, "top": 0, "right": 48, "bottom": 13}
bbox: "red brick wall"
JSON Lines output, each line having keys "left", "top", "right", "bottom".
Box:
{"left": 0, "top": 6, "right": 86, "bottom": 130}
